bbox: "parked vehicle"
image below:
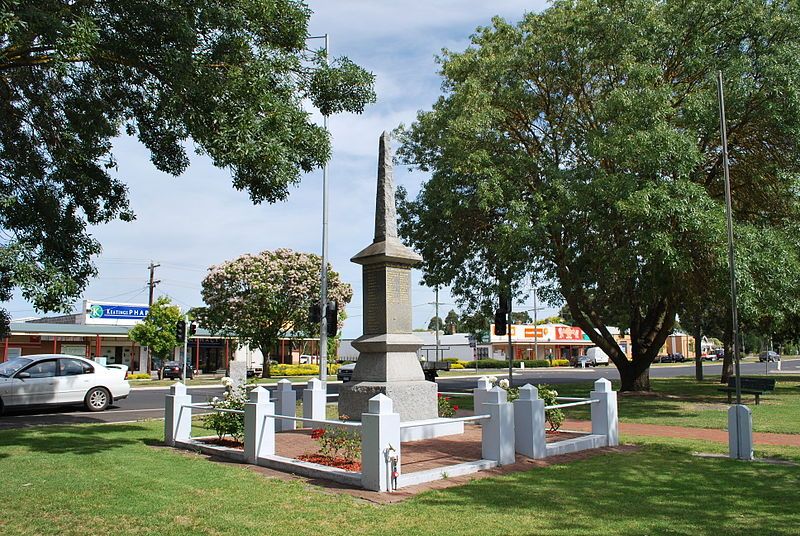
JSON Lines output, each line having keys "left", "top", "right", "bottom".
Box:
{"left": 572, "top": 355, "right": 593, "bottom": 368}
{"left": 584, "top": 347, "right": 610, "bottom": 366}
{"left": 0, "top": 354, "right": 130, "bottom": 412}
{"left": 337, "top": 362, "right": 356, "bottom": 382}
{"left": 660, "top": 352, "right": 687, "bottom": 363}
{"left": 759, "top": 351, "right": 781, "bottom": 362}
{"left": 159, "top": 361, "right": 193, "bottom": 380}
{"left": 337, "top": 360, "right": 450, "bottom": 382}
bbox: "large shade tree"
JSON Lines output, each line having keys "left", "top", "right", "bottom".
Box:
{"left": 194, "top": 249, "right": 352, "bottom": 377}
{"left": 397, "top": 0, "right": 800, "bottom": 390}
{"left": 0, "top": 1, "right": 374, "bottom": 320}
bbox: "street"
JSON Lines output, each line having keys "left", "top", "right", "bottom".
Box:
{"left": 0, "top": 359, "right": 796, "bottom": 429}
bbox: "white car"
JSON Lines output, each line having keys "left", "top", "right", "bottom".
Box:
{"left": 0, "top": 354, "right": 131, "bottom": 412}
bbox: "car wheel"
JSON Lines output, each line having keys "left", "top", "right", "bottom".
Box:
{"left": 85, "top": 387, "right": 110, "bottom": 412}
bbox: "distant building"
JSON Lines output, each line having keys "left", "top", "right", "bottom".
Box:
{"left": 3, "top": 299, "right": 319, "bottom": 373}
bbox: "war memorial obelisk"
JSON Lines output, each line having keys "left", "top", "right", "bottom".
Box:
{"left": 338, "top": 132, "right": 438, "bottom": 422}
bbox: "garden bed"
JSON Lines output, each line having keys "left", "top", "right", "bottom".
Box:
{"left": 296, "top": 454, "right": 361, "bottom": 472}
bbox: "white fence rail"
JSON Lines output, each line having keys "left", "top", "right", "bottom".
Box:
{"left": 165, "top": 375, "right": 618, "bottom": 493}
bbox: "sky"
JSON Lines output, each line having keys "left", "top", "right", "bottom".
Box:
{"left": 8, "top": 0, "right": 559, "bottom": 338}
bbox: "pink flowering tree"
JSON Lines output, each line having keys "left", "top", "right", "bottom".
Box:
{"left": 194, "top": 249, "right": 352, "bottom": 377}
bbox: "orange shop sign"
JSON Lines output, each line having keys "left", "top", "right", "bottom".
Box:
{"left": 523, "top": 327, "right": 546, "bottom": 339}
{"left": 554, "top": 326, "right": 584, "bottom": 341}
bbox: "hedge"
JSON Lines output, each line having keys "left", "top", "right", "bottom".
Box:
{"left": 270, "top": 364, "right": 341, "bottom": 376}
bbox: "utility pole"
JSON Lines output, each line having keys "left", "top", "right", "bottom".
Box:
{"left": 146, "top": 261, "right": 160, "bottom": 373}
{"left": 148, "top": 261, "right": 161, "bottom": 306}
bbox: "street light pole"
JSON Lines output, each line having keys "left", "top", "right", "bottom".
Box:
{"left": 309, "top": 34, "right": 330, "bottom": 388}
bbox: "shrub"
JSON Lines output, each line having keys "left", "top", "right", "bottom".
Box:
{"left": 437, "top": 394, "right": 458, "bottom": 417}
{"left": 312, "top": 425, "right": 360, "bottom": 462}
{"left": 128, "top": 373, "right": 152, "bottom": 380}
{"left": 269, "top": 363, "right": 341, "bottom": 376}
{"left": 457, "top": 360, "right": 473, "bottom": 368}
{"left": 443, "top": 357, "right": 459, "bottom": 363}
{"left": 450, "top": 363, "right": 464, "bottom": 369}
{"left": 473, "top": 359, "right": 509, "bottom": 369}
{"left": 552, "top": 359, "right": 570, "bottom": 367}
{"left": 538, "top": 384, "right": 564, "bottom": 431}
{"left": 204, "top": 378, "right": 247, "bottom": 441}
{"left": 516, "top": 360, "right": 551, "bottom": 368}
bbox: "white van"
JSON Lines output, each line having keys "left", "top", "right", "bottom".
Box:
{"left": 585, "top": 347, "right": 610, "bottom": 366}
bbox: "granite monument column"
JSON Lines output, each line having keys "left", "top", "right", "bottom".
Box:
{"left": 338, "top": 131, "right": 438, "bottom": 421}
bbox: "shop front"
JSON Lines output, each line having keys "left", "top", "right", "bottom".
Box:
{"left": 489, "top": 324, "right": 595, "bottom": 361}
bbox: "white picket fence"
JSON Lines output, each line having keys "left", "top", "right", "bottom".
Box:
{"left": 164, "top": 377, "right": 618, "bottom": 492}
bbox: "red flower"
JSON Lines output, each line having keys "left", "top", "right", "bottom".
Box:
{"left": 311, "top": 429, "right": 325, "bottom": 439}
{"left": 453, "top": 405, "right": 459, "bottom": 411}
{"left": 437, "top": 393, "right": 443, "bottom": 398}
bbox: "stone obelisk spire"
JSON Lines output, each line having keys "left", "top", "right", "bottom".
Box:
{"left": 338, "top": 131, "right": 438, "bottom": 422}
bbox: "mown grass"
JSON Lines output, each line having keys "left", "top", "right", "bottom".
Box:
{"left": 0, "top": 420, "right": 798, "bottom": 535}
{"left": 448, "top": 376, "right": 800, "bottom": 434}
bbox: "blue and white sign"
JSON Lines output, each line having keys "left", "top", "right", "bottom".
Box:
{"left": 83, "top": 300, "right": 150, "bottom": 325}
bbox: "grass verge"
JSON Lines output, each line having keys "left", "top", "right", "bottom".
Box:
{"left": 0, "top": 420, "right": 798, "bottom": 535}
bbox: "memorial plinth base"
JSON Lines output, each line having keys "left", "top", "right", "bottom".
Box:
{"left": 338, "top": 380, "right": 438, "bottom": 422}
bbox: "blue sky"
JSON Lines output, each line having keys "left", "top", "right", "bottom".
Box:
{"left": 8, "top": 0, "right": 558, "bottom": 338}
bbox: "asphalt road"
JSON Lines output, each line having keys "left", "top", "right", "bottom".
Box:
{"left": 1, "top": 358, "right": 796, "bottom": 429}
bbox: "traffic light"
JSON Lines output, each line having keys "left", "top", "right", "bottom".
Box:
{"left": 494, "top": 294, "right": 509, "bottom": 336}
{"left": 326, "top": 301, "right": 338, "bottom": 337}
{"left": 494, "top": 309, "right": 507, "bottom": 336}
{"left": 308, "top": 301, "right": 322, "bottom": 324}
{"left": 188, "top": 322, "right": 197, "bottom": 336}
{"left": 176, "top": 319, "right": 186, "bottom": 343}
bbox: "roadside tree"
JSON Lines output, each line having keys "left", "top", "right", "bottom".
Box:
{"left": 128, "top": 296, "right": 182, "bottom": 369}
{"left": 194, "top": 249, "right": 352, "bottom": 377}
{"left": 397, "top": 0, "right": 800, "bottom": 390}
{"left": 0, "top": 1, "right": 375, "bottom": 321}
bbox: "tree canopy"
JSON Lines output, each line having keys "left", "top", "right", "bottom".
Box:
{"left": 194, "top": 248, "right": 352, "bottom": 377}
{"left": 0, "top": 1, "right": 375, "bottom": 318}
{"left": 128, "top": 296, "right": 182, "bottom": 363}
{"left": 397, "top": 0, "right": 800, "bottom": 390}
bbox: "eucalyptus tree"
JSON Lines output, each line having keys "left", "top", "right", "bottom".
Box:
{"left": 397, "top": 0, "right": 800, "bottom": 390}
{"left": 0, "top": 1, "right": 374, "bottom": 319}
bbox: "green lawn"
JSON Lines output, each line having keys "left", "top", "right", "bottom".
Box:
{"left": 448, "top": 375, "right": 800, "bottom": 434}
{"left": 0, "top": 420, "right": 798, "bottom": 535}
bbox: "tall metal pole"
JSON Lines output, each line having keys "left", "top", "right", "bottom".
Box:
{"left": 533, "top": 286, "right": 539, "bottom": 360}
{"left": 717, "top": 71, "right": 742, "bottom": 405}
{"left": 434, "top": 287, "right": 440, "bottom": 361}
{"left": 507, "top": 291, "right": 513, "bottom": 384}
{"left": 181, "top": 313, "right": 189, "bottom": 382}
{"left": 316, "top": 34, "right": 330, "bottom": 387}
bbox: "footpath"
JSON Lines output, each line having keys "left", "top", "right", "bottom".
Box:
{"left": 564, "top": 419, "right": 800, "bottom": 447}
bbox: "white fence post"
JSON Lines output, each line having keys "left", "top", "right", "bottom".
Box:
{"left": 303, "top": 377, "right": 326, "bottom": 423}
{"left": 244, "top": 386, "right": 275, "bottom": 464}
{"left": 514, "top": 384, "right": 547, "bottom": 459}
{"left": 275, "top": 379, "right": 296, "bottom": 432}
{"left": 590, "top": 378, "right": 619, "bottom": 446}
{"left": 361, "top": 394, "right": 400, "bottom": 492}
{"left": 481, "top": 386, "right": 515, "bottom": 465}
{"left": 473, "top": 376, "right": 493, "bottom": 419}
{"left": 164, "top": 382, "right": 192, "bottom": 446}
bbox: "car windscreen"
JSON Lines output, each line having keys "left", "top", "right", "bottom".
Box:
{"left": 0, "top": 358, "right": 32, "bottom": 377}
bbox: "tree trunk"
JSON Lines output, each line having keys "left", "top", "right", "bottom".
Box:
{"left": 620, "top": 363, "right": 651, "bottom": 391}
{"left": 720, "top": 336, "right": 734, "bottom": 384}
{"left": 694, "top": 327, "right": 703, "bottom": 381}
